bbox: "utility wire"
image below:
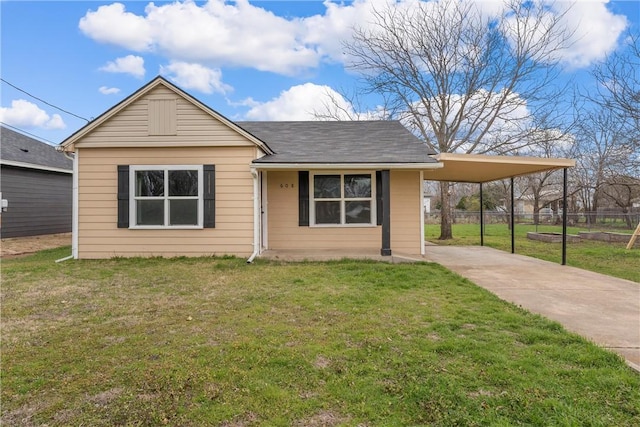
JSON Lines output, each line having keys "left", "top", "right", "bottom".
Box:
{"left": 1, "top": 78, "right": 90, "bottom": 123}
{"left": 0, "top": 122, "right": 59, "bottom": 146}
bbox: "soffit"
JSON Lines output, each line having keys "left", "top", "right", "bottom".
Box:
{"left": 424, "top": 153, "right": 575, "bottom": 183}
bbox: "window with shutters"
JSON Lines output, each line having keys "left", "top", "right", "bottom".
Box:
{"left": 129, "top": 165, "right": 203, "bottom": 228}
{"left": 310, "top": 172, "right": 376, "bottom": 226}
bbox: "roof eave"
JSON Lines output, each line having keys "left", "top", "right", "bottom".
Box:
{"left": 251, "top": 162, "right": 444, "bottom": 171}
{"left": 0, "top": 159, "right": 73, "bottom": 174}
{"left": 434, "top": 153, "right": 576, "bottom": 168}
{"left": 429, "top": 153, "right": 576, "bottom": 184}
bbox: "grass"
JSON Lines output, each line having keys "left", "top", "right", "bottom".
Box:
{"left": 2, "top": 247, "right": 639, "bottom": 426}
{"left": 426, "top": 223, "right": 640, "bottom": 283}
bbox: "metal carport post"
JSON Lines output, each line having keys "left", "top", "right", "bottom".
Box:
{"left": 425, "top": 153, "right": 576, "bottom": 265}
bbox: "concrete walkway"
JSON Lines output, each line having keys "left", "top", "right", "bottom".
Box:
{"left": 422, "top": 246, "right": 640, "bottom": 370}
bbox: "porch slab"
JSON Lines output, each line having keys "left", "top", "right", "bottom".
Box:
{"left": 259, "top": 248, "right": 424, "bottom": 263}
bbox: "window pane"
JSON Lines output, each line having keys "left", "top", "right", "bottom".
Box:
{"left": 315, "top": 201, "right": 341, "bottom": 224}
{"left": 136, "top": 170, "right": 164, "bottom": 196}
{"left": 345, "top": 201, "right": 371, "bottom": 224}
{"left": 344, "top": 174, "right": 371, "bottom": 198}
{"left": 169, "top": 170, "right": 198, "bottom": 196}
{"left": 136, "top": 200, "right": 164, "bottom": 225}
{"left": 314, "top": 175, "right": 340, "bottom": 198}
{"left": 169, "top": 199, "right": 198, "bottom": 225}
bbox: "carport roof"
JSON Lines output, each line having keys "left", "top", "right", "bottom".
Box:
{"left": 424, "top": 153, "right": 576, "bottom": 183}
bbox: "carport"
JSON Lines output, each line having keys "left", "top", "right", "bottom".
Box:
{"left": 422, "top": 153, "right": 576, "bottom": 265}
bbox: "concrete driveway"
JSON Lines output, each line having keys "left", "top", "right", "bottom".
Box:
{"left": 423, "top": 246, "right": 640, "bottom": 371}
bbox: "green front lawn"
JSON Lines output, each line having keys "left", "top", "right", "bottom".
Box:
{"left": 426, "top": 223, "right": 640, "bottom": 282}
{"left": 2, "top": 247, "right": 639, "bottom": 426}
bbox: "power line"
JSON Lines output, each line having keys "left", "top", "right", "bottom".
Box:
{"left": 1, "top": 78, "right": 90, "bottom": 123}
{"left": 0, "top": 122, "right": 59, "bottom": 146}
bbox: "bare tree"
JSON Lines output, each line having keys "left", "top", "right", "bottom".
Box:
{"left": 313, "top": 87, "right": 393, "bottom": 121}
{"left": 339, "top": 0, "right": 574, "bottom": 239}
{"left": 570, "top": 30, "right": 640, "bottom": 227}
{"left": 600, "top": 176, "right": 640, "bottom": 229}
{"left": 570, "top": 104, "right": 638, "bottom": 224}
{"left": 592, "top": 31, "right": 640, "bottom": 125}
{"left": 521, "top": 130, "right": 573, "bottom": 224}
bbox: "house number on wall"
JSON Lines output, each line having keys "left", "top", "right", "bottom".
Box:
{"left": 280, "top": 183, "right": 294, "bottom": 189}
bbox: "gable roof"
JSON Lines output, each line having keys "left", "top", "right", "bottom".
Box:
{"left": 240, "top": 121, "right": 438, "bottom": 165}
{"left": 60, "top": 76, "right": 273, "bottom": 154}
{"left": 1, "top": 126, "right": 72, "bottom": 173}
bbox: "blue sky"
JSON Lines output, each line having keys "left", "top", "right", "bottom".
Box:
{"left": 1, "top": 0, "right": 638, "bottom": 145}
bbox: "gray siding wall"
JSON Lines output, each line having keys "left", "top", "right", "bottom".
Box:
{"left": 1, "top": 166, "right": 72, "bottom": 238}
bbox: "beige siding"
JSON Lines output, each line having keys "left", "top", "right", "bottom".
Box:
{"left": 266, "top": 171, "right": 381, "bottom": 250}
{"left": 75, "top": 86, "right": 253, "bottom": 148}
{"left": 266, "top": 170, "right": 420, "bottom": 254}
{"left": 267, "top": 171, "right": 382, "bottom": 249}
{"left": 390, "top": 170, "right": 422, "bottom": 254}
{"left": 148, "top": 99, "right": 176, "bottom": 135}
{"left": 77, "top": 146, "right": 256, "bottom": 259}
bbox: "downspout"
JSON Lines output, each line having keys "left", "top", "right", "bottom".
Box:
{"left": 71, "top": 149, "right": 78, "bottom": 259}
{"left": 420, "top": 171, "right": 425, "bottom": 256}
{"left": 55, "top": 148, "right": 77, "bottom": 263}
{"left": 247, "top": 168, "right": 260, "bottom": 263}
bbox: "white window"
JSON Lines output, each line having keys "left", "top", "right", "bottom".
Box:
{"left": 130, "top": 165, "right": 203, "bottom": 228}
{"left": 311, "top": 172, "right": 375, "bottom": 226}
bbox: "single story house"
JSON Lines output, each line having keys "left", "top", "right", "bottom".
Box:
{"left": 60, "top": 76, "right": 574, "bottom": 260}
{"left": 1, "top": 126, "right": 73, "bottom": 238}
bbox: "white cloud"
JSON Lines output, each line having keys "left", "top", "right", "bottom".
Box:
{"left": 309, "top": 0, "right": 628, "bottom": 69}
{"left": 79, "top": 3, "right": 153, "bottom": 51}
{"left": 302, "top": 0, "right": 379, "bottom": 63}
{"left": 79, "top": 0, "right": 628, "bottom": 76}
{"left": 99, "top": 86, "right": 121, "bottom": 95}
{"left": 228, "top": 97, "right": 261, "bottom": 109}
{"left": 245, "top": 83, "right": 359, "bottom": 121}
{"left": 554, "top": 0, "right": 628, "bottom": 68}
{"left": 160, "top": 62, "right": 232, "bottom": 95}
{"left": 0, "top": 99, "right": 66, "bottom": 130}
{"left": 99, "top": 55, "right": 145, "bottom": 78}
{"left": 79, "top": 0, "right": 318, "bottom": 75}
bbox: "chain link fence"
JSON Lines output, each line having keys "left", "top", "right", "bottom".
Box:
{"left": 425, "top": 210, "right": 640, "bottom": 232}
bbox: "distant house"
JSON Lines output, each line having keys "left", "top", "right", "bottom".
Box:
{"left": 1, "top": 126, "right": 72, "bottom": 238}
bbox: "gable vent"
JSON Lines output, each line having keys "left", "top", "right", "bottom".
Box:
{"left": 148, "top": 98, "right": 177, "bottom": 136}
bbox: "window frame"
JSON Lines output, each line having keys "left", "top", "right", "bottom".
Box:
{"left": 129, "top": 165, "right": 204, "bottom": 229}
{"left": 309, "top": 171, "right": 377, "bottom": 227}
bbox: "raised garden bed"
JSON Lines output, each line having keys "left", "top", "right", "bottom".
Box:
{"left": 578, "top": 231, "right": 635, "bottom": 244}
{"left": 526, "top": 232, "right": 581, "bottom": 243}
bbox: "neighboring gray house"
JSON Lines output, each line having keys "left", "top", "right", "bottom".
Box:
{"left": 1, "top": 126, "right": 72, "bottom": 238}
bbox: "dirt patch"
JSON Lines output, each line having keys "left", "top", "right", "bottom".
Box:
{"left": 1, "top": 233, "right": 71, "bottom": 258}
{"left": 293, "top": 410, "right": 348, "bottom": 427}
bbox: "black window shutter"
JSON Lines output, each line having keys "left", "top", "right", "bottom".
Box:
{"left": 117, "top": 165, "right": 129, "bottom": 228}
{"left": 376, "top": 170, "right": 383, "bottom": 226}
{"left": 298, "top": 171, "right": 309, "bottom": 226}
{"left": 203, "top": 165, "right": 216, "bottom": 228}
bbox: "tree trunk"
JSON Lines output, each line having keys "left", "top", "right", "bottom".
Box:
{"left": 624, "top": 209, "right": 633, "bottom": 229}
{"left": 439, "top": 181, "right": 453, "bottom": 240}
{"left": 590, "top": 193, "right": 599, "bottom": 226}
{"left": 533, "top": 197, "right": 541, "bottom": 225}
